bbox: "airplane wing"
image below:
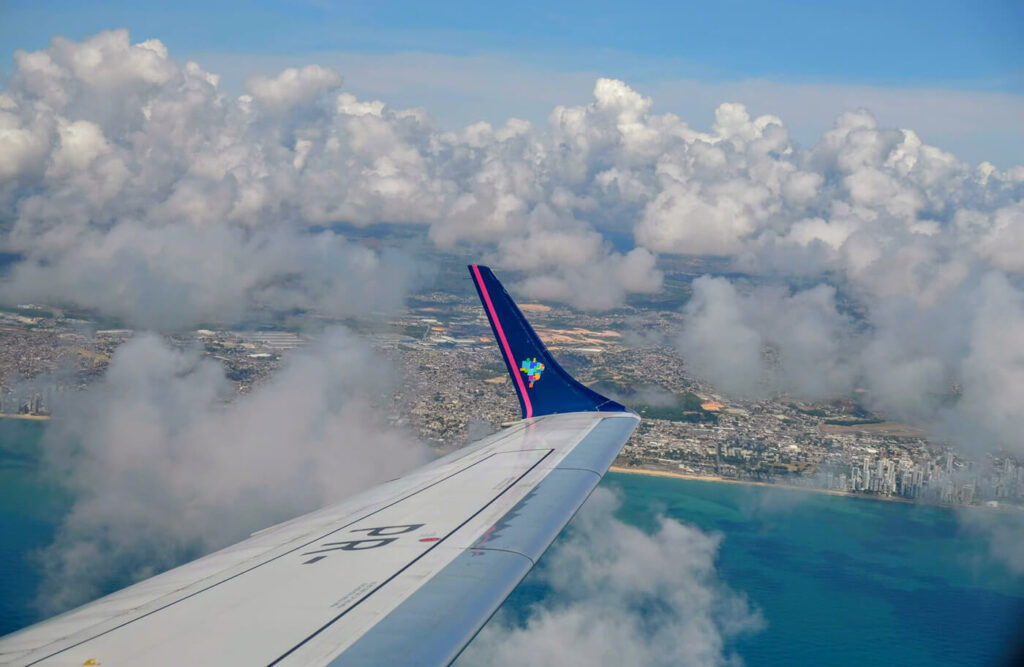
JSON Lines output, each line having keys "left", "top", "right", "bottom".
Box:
{"left": 0, "top": 265, "right": 639, "bottom": 667}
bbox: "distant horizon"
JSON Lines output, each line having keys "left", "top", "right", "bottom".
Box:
{"left": 1, "top": 1, "right": 1022, "bottom": 167}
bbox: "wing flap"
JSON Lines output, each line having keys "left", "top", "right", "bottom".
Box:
{"left": 326, "top": 549, "right": 532, "bottom": 666}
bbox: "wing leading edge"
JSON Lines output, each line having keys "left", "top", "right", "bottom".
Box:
{"left": 0, "top": 268, "right": 638, "bottom": 667}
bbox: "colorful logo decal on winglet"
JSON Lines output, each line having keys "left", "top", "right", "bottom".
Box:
{"left": 519, "top": 358, "right": 545, "bottom": 388}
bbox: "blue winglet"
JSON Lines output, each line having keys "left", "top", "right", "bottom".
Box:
{"left": 468, "top": 265, "right": 627, "bottom": 419}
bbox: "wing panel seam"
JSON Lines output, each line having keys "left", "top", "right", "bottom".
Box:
{"left": 27, "top": 451, "right": 518, "bottom": 666}
{"left": 268, "top": 449, "right": 556, "bottom": 665}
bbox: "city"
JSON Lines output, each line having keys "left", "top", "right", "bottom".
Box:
{"left": 2, "top": 294, "right": 1021, "bottom": 510}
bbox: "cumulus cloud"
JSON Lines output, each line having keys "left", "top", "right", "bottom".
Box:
{"left": 459, "top": 488, "right": 763, "bottom": 667}
{"left": 0, "top": 32, "right": 420, "bottom": 328}
{"left": 678, "top": 277, "right": 856, "bottom": 400}
{"left": 34, "top": 329, "right": 426, "bottom": 613}
{"left": 955, "top": 274, "right": 1024, "bottom": 450}
{"left": 0, "top": 31, "right": 669, "bottom": 322}
{"left": 6, "top": 31, "right": 1018, "bottom": 326}
{"left": 4, "top": 225, "right": 413, "bottom": 329}
{"left": 677, "top": 271, "right": 1024, "bottom": 453}
{"left": 631, "top": 97, "right": 1024, "bottom": 459}
{"left": 246, "top": 64, "right": 342, "bottom": 111}
{"left": 677, "top": 277, "right": 765, "bottom": 397}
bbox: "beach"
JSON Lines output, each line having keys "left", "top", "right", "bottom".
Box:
{"left": 608, "top": 465, "right": 916, "bottom": 504}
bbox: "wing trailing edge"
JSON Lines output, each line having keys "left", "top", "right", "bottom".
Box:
{"left": 468, "top": 265, "right": 627, "bottom": 419}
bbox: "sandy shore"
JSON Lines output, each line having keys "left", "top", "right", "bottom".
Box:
{"left": 0, "top": 413, "right": 51, "bottom": 421}
{"left": 607, "top": 465, "right": 915, "bottom": 504}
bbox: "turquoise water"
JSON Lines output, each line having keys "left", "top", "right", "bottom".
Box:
{"left": 2, "top": 423, "right": 1023, "bottom": 664}
{"left": 597, "top": 473, "right": 1024, "bottom": 665}
{"left": 0, "top": 420, "right": 67, "bottom": 634}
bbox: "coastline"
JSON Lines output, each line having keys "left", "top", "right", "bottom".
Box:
{"left": 607, "top": 465, "right": 916, "bottom": 504}
{"left": 0, "top": 413, "right": 50, "bottom": 421}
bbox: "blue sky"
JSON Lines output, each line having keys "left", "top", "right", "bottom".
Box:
{"left": 1, "top": 0, "right": 1022, "bottom": 164}
{"left": 2, "top": 0, "right": 1022, "bottom": 88}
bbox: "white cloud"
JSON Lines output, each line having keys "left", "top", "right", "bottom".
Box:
{"left": 974, "top": 202, "right": 1024, "bottom": 273}
{"left": 459, "top": 487, "right": 763, "bottom": 667}
{"left": 677, "top": 270, "right": 1024, "bottom": 455}
{"left": 677, "top": 277, "right": 765, "bottom": 397}
{"left": 678, "top": 277, "right": 856, "bottom": 400}
{"left": 4, "top": 31, "right": 1022, "bottom": 325}
{"left": 34, "top": 329, "right": 426, "bottom": 614}
{"left": 246, "top": 64, "right": 342, "bottom": 111}
{"left": 4, "top": 224, "right": 413, "bottom": 330}
{"left": 191, "top": 49, "right": 1024, "bottom": 168}
{"left": 958, "top": 274, "right": 1024, "bottom": 449}
{"left": 0, "top": 33, "right": 670, "bottom": 319}
{"left": 1, "top": 30, "right": 1022, "bottom": 451}
{"left": 957, "top": 507, "right": 1024, "bottom": 577}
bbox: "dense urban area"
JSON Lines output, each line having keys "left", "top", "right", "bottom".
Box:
{"left": 2, "top": 291, "right": 1022, "bottom": 510}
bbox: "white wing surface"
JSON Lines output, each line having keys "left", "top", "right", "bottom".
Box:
{"left": 0, "top": 266, "right": 639, "bottom": 666}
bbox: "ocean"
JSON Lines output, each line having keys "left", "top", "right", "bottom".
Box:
{"left": 0, "top": 420, "right": 67, "bottom": 635}
{"left": 596, "top": 472, "right": 1024, "bottom": 666}
{"left": 2, "top": 420, "right": 1022, "bottom": 664}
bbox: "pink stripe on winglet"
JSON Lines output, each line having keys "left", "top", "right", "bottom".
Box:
{"left": 472, "top": 265, "right": 533, "bottom": 419}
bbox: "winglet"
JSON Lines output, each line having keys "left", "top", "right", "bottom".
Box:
{"left": 469, "top": 265, "right": 627, "bottom": 419}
